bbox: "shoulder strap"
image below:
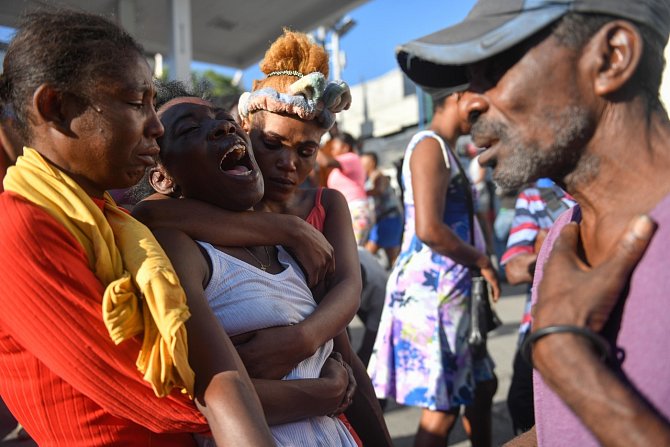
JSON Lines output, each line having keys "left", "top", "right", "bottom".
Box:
{"left": 314, "top": 187, "right": 325, "bottom": 207}
{"left": 442, "top": 142, "right": 476, "bottom": 248}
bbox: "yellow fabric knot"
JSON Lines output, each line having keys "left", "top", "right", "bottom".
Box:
{"left": 4, "top": 147, "right": 195, "bottom": 397}
{"left": 103, "top": 272, "right": 143, "bottom": 342}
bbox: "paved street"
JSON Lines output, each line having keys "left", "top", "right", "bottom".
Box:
{"left": 349, "top": 283, "right": 527, "bottom": 447}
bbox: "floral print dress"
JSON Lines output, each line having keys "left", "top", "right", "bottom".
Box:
{"left": 367, "top": 130, "right": 495, "bottom": 411}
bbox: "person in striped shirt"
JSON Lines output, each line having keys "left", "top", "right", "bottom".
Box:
{"left": 501, "top": 178, "right": 575, "bottom": 434}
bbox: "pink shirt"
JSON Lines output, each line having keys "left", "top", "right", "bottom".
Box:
{"left": 327, "top": 152, "right": 367, "bottom": 202}
{"left": 531, "top": 194, "right": 670, "bottom": 446}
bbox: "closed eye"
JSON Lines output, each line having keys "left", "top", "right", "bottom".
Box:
{"left": 262, "top": 139, "right": 282, "bottom": 150}
{"left": 176, "top": 125, "right": 200, "bottom": 136}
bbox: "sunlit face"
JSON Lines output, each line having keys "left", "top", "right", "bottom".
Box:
{"left": 157, "top": 97, "right": 263, "bottom": 211}
{"left": 330, "top": 137, "right": 351, "bottom": 156}
{"left": 463, "top": 30, "right": 596, "bottom": 192}
{"left": 246, "top": 111, "right": 325, "bottom": 205}
{"left": 64, "top": 53, "right": 163, "bottom": 196}
{"left": 360, "top": 154, "right": 376, "bottom": 176}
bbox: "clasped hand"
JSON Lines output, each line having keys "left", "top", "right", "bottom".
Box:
{"left": 533, "top": 215, "right": 656, "bottom": 332}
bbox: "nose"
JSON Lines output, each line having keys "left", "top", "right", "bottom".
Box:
{"left": 276, "top": 149, "right": 297, "bottom": 172}
{"left": 459, "top": 91, "right": 489, "bottom": 126}
{"left": 208, "top": 119, "right": 237, "bottom": 140}
{"left": 146, "top": 106, "right": 164, "bottom": 139}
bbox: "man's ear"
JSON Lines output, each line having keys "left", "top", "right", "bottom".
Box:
{"left": 149, "top": 164, "right": 179, "bottom": 197}
{"left": 32, "top": 84, "right": 84, "bottom": 135}
{"left": 585, "top": 21, "right": 643, "bottom": 97}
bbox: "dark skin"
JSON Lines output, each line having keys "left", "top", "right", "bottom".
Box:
{"left": 246, "top": 111, "right": 390, "bottom": 446}
{"left": 26, "top": 57, "right": 274, "bottom": 446}
{"left": 0, "top": 114, "right": 22, "bottom": 190}
{"left": 136, "top": 105, "right": 392, "bottom": 446}
{"left": 145, "top": 97, "right": 356, "bottom": 426}
{"left": 461, "top": 20, "right": 670, "bottom": 447}
{"left": 134, "top": 197, "right": 334, "bottom": 288}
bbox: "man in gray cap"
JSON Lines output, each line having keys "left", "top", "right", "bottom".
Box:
{"left": 396, "top": 1, "right": 670, "bottom": 446}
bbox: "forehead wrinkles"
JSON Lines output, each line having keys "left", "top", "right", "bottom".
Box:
{"left": 261, "top": 115, "right": 323, "bottom": 146}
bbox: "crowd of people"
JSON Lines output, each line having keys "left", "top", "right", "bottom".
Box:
{"left": 0, "top": 0, "right": 669, "bottom": 446}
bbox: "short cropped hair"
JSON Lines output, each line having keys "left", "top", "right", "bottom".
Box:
{"left": 552, "top": 12, "right": 666, "bottom": 111}
{"left": 0, "top": 9, "right": 145, "bottom": 141}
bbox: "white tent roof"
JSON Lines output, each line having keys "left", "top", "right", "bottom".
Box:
{"left": 0, "top": 0, "right": 367, "bottom": 68}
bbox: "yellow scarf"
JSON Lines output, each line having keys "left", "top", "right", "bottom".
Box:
{"left": 4, "top": 147, "right": 194, "bottom": 397}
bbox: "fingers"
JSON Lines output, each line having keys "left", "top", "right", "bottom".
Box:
{"left": 545, "top": 222, "right": 588, "bottom": 273}
{"left": 343, "top": 361, "right": 356, "bottom": 403}
{"left": 328, "top": 255, "right": 336, "bottom": 278}
{"left": 327, "top": 352, "right": 355, "bottom": 416}
{"left": 481, "top": 267, "right": 500, "bottom": 302}
{"left": 601, "top": 214, "right": 656, "bottom": 285}
{"left": 490, "top": 279, "right": 501, "bottom": 302}
{"left": 551, "top": 222, "right": 579, "bottom": 256}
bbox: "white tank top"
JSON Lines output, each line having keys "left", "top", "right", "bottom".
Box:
{"left": 196, "top": 242, "right": 357, "bottom": 447}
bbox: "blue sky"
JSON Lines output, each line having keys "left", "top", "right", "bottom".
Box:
{"left": 1, "top": 0, "right": 478, "bottom": 90}
{"left": 196, "top": 0, "right": 478, "bottom": 90}
{"left": 328, "top": 0, "right": 477, "bottom": 85}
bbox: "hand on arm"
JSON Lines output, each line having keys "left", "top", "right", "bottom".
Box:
{"left": 233, "top": 190, "right": 360, "bottom": 379}
{"left": 504, "top": 253, "right": 537, "bottom": 285}
{"left": 251, "top": 353, "right": 353, "bottom": 425}
{"left": 300, "top": 189, "right": 362, "bottom": 357}
{"left": 232, "top": 324, "right": 314, "bottom": 380}
{"left": 531, "top": 215, "right": 670, "bottom": 446}
{"left": 133, "top": 197, "right": 334, "bottom": 287}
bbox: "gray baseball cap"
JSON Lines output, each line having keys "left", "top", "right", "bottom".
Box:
{"left": 398, "top": 0, "right": 670, "bottom": 89}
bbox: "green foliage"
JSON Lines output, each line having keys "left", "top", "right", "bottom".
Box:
{"left": 191, "top": 69, "right": 241, "bottom": 98}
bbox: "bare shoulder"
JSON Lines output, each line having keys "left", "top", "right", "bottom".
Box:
{"left": 152, "top": 227, "right": 208, "bottom": 281}
{"left": 319, "top": 187, "right": 349, "bottom": 212}
{"left": 412, "top": 135, "right": 447, "bottom": 165}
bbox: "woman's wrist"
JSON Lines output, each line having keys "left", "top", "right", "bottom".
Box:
{"left": 293, "top": 321, "right": 320, "bottom": 357}
{"left": 474, "top": 253, "right": 492, "bottom": 270}
{"left": 279, "top": 214, "right": 304, "bottom": 247}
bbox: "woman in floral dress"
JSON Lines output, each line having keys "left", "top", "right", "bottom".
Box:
{"left": 368, "top": 92, "right": 500, "bottom": 447}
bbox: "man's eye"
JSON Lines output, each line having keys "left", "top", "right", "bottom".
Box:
{"left": 128, "top": 102, "right": 144, "bottom": 110}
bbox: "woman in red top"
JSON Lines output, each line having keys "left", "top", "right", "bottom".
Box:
{"left": 0, "top": 9, "right": 273, "bottom": 446}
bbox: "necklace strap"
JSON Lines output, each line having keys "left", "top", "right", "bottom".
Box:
{"left": 243, "top": 246, "right": 271, "bottom": 271}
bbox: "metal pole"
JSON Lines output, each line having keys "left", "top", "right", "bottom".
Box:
{"left": 168, "top": 0, "right": 193, "bottom": 84}
{"left": 331, "top": 30, "right": 341, "bottom": 81}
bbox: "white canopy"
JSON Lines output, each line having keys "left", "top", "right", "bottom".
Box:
{"left": 0, "top": 0, "right": 366, "bottom": 79}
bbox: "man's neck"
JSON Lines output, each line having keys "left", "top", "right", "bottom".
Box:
{"left": 567, "top": 106, "right": 670, "bottom": 265}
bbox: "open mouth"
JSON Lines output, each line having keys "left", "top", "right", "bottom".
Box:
{"left": 477, "top": 141, "right": 499, "bottom": 168}
{"left": 219, "top": 141, "right": 253, "bottom": 176}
